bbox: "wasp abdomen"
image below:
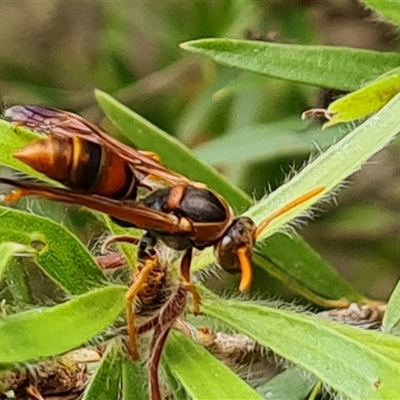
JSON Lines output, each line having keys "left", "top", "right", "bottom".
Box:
{"left": 13, "top": 136, "right": 73, "bottom": 182}
{"left": 13, "top": 136, "right": 137, "bottom": 199}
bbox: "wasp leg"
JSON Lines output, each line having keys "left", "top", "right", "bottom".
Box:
{"left": 12, "top": 121, "right": 24, "bottom": 133}
{"left": 1, "top": 189, "right": 26, "bottom": 203}
{"left": 149, "top": 326, "right": 170, "bottom": 400}
{"left": 26, "top": 385, "right": 44, "bottom": 400}
{"left": 0, "top": 178, "right": 190, "bottom": 234}
{"left": 101, "top": 235, "right": 140, "bottom": 254}
{"left": 166, "top": 184, "right": 187, "bottom": 210}
{"left": 180, "top": 247, "right": 201, "bottom": 315}
{"left": 96, "top": 253, "right": 126, "bottom": 269}
{"left": 125, "top": 257, "right": 158, "bottom": 360}
{"left": 139, "top": 150, "right": 161, "bottom": 162}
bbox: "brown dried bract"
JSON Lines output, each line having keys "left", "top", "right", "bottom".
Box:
{"left": 1, "top": 350, "right": 96, "bottom": 400}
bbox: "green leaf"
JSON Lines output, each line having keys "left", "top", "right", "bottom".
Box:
{"left": 121, "top": 356, "right": 148, "bottom": 400}
{"left": 95, "top": 89, "right": 249, "bottom": 211}
{"left": 311, "top": 68, "right": 400, "bottom": 128}
{"left": 383, "top": 279, "right": 400, "bottom": 335}
{"left": 180, "top": 39, "right": 400, "bottom": 91}
{"left": 193, "top": 118, "right": 346, "bottom": 166}
{"left": 163, "top": 360, "right": 189, "bottom": 400}
{"left": 0, "top": 285, "right": 126, "bottom": 363}
{"left": 0, "top": 242, "right": 35, "bottom": 283}
{"left": 0, "top": 206, "right": 106, "bottom": 295}
{"left": 253, "top": 239, "right": 363, "bottom": 306}
{"left": 202, "top": 291, "right": 400, "bottom": 400}
{"left": 176, "top": 67, "right": 238, "bottom": 144}
{"left": 257, "top": 368, "right": 316, "bottom": 400}
{"left": 212, "top": 72, "right": 271, "bottom": 101}
{"left": 363, "top": 0, "right": 400, "bottom": 27}
{"left": 315, "top": 315, "right": 400, "bottom": 365}
{"left": 5, "top": 259, "right": 33, "bottom": 305}
{"left": 164, "top": 330, "right": 263, "bottom": 400}
{"left": 241, "top": 93, "right": 400, "bottom": 243}
{"left": 82, "top": 341, "right": 122, "bottom": 400}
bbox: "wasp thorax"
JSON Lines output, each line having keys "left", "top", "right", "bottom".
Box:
{"left": 214, "top": 217, "right": 256, "bottom": 274}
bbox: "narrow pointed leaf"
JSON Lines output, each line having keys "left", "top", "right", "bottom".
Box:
{"left": 363, "top": 1, "right": 400, "bottom": 27}
{"left": 121, "top": 356, "right": 148, "bottom": 400}
{"left": 383, "top": 279, "right": 400, "bottom": 335}
{"left": 253, "top": 245, "right": 363, "bottom": 306}
{"left": 312, "top": 69, "right": 400, "bottom": 128}
{"left": 257, "top": 368, "right": 316, "bottom": 400}
{"left": 164, "top": 330, "right": 263, "bottom": 400}
{"left": 0, "top": 285, "right": 126, "bottom": 363}
{"left": 194, "top": 118, "right": 345, "bottom": 166}
{"left": 314, "top": 314, "right": 400, "bottom": 365}
{"left": 6, "top": 259, "right": 33, "bottom": 304}
{"left": 0, "top": 206, "right": 105, "bottom": 294}
{"left": 180, "top": 39, "right": 400, "bottom": 91}
{"left": 242, "top": 93, "right": 400, "bottom": 243}
{"left": 163, "top": 361, "right": 189, "bottom": 400}
{"left": 82, "top": 341, "right": 122, "bottom": 400}
{"left": 0, "top": 242, "right": 34, "bottom": 282}
{"left": 201, "top": 291, "right": 400, "bottom": 400}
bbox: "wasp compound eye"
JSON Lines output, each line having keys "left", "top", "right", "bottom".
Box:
{"left": 214, "top": 217, "right": 256, "bottom": 274}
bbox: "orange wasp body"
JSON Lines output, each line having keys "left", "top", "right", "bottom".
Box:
{"left": 1, "top": 106, "right": 324, "bottom": 298}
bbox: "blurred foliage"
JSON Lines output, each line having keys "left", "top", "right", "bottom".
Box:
{"left": 1, "top": 1, "right": 400, "bottom": 399}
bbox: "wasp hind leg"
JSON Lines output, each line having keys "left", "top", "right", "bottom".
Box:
{"left": 180, "top": 247, "right": 201, "bottom": 315}
{"left": 0, "top": 189, "right": 27, "bottom": 203}
{"left": 101, "top": 235, "right": 140, "bottom": 254}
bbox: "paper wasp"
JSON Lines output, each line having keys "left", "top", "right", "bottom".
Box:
{"left": 1, "top": 106, "right": 325, "bottom": 310}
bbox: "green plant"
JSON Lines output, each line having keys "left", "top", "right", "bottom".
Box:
{"left": 2, "top": 1, "right": 400, "bottom": 399}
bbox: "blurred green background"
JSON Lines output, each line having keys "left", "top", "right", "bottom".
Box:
{"left": 1, "top": 0, "right": 399, "bottom": 300}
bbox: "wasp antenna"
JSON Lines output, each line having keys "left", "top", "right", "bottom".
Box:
{"left": 253, "top": 186, "right": 325, "bottom": 240}
{"left": 237, "top": 246, "right": 253, "bottom": 291}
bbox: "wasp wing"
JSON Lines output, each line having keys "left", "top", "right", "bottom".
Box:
{"left": 5, "top": 106, "right": 191, "bottom": 187}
